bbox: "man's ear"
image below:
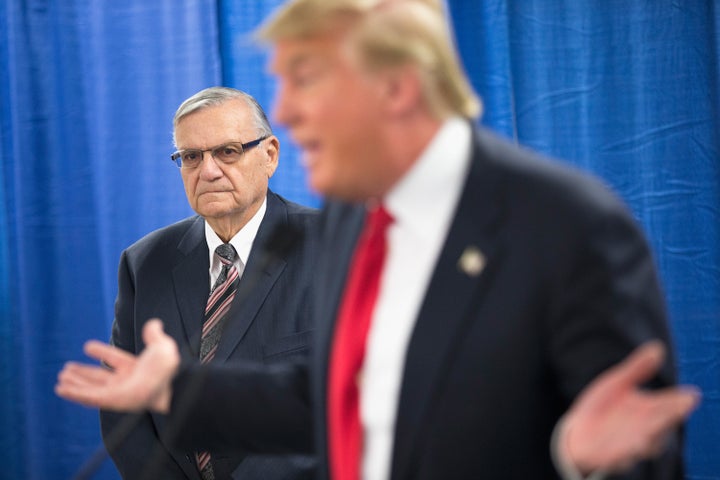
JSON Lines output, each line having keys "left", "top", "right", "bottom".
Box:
{"left": 380, "top": 65, "right": 423, "bottom": 117}
{"left": 265, "top": 136, "right": 280, "bottom": 178}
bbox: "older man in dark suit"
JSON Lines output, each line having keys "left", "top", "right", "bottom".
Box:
{"left": 99, "top": 87, "right": 317, "bottom": 480}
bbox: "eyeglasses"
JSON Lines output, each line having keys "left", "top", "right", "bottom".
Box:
{"left": 170, "top": 136, "right": 269, "bottom": 169}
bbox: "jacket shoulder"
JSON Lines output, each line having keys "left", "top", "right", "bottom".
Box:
{"left": 473, "top": 128, "right": 631, "bottom": 220}
{"left": 123, "top": 215, "right": 202, "bottom": 259}
{"left": 269, "top": 191, "right": 320, "bottom": 231}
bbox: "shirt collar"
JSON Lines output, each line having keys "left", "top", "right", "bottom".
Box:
{"left": 383, "top": 117, "right": 472, "bottom": 235}
{"left": 204, "top": 196, "right": 267, "bottom": 268}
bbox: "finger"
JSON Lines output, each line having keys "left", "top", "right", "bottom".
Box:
{"left": 56, "top": 379, "right": 143, "bottom": 412}
{"left": 57, "top": 369, "right": 111, "bottom": 398}
{"left": 84, "top": 341, "right": 135, "bottom": 367}
{"left": 642, "top": 386, "right": 701, "bottom": 432}
{"left": 619, "top": 418, "right": 678, "bottom": 465}
{"left": 659, "top": 386, "right": 701, "bottom": 416}
{"left": 59, "top": 362, "right": 114, "bottom": 386}
{"left": 55, "top": 381, "right": 105, "bottom": 408}
{"left": 56, "top": 384, "right": 120, "bottom": 410}
{"left": 57, "top": 371, "right": 100, "bottom": 392}
{"left": 605, "top": 340, "right": 665, "bottom": 389}
{"left": 142, "top": 318, "right": 166, "bottom": 345}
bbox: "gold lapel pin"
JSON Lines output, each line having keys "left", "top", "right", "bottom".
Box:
{"left": 458, "top": 246, "right": 485, "bottom": 277}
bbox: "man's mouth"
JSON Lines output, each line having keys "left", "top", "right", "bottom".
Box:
{"left": 298, "top": 140, "right": 321, "bottom": 167}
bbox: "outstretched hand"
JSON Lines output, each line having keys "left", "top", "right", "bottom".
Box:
{"left": 558, "top": 341, "right": 700, "bottom": 475}
{"left": 55, "top": 319, "right": 180, "bottom": 413}
{"left": 58, "top": 327, "right": 700, "bottom": 474}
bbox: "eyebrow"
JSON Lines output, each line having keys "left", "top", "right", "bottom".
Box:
{"left": 288, "top": 53, "right": 314, "bottom": 70}
{"left": 272, "top": 51, "right": 323, "bottom": 76}
{"left": 176, "top": 133, "right": 260, "bottom": 151}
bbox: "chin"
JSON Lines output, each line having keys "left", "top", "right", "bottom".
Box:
{"left": 309, "top": 170, "right": 370, "bottom": 202}
{"left": 308, "top": 175, "right": 330, "bottom": 197}
{"left": 197, "top": 205, "right": 233, "bottom": 219}
{"left": 320, "top": 184, "right": 372, "bottom": 204}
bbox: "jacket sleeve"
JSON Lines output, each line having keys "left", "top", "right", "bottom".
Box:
{"left": 166, "top": 360, "right": 315, "bottom": 456}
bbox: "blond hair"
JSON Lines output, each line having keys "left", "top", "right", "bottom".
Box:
{"left": 257, "top": 0, "right": 482, "bottom": 120}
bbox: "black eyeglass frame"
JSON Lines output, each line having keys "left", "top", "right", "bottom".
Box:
{"left": 170, "top": 135, "right": 269, "bottom": 169}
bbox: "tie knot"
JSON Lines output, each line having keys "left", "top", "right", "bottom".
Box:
{"left": 215, "top": 243, "right": 237, "bottom": 264}
{"left": 366, "top": 205, "right": 393, "bottom": 234}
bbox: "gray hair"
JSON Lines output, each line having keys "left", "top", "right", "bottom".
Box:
{"left": 172, "top": 87, "right": 273, "bottom": 146}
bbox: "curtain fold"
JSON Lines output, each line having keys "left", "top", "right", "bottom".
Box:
{"left": 0, "top": 1, "right": 718, "bottom": 478}
{"left": 0, "top": 1, "right": 221, "bottom": 478}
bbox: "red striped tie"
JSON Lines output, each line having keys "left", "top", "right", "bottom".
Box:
{"left": 328, "top": 205, "right": 393, "bottom": 480}
{"left": 196, "top": 243, "right": 240, "bottom": 479}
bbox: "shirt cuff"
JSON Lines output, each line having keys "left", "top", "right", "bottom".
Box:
{"left": 551, "top": 415, "right": 606, "bottom": 480}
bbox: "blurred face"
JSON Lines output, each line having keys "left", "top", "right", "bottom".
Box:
{"left": 270, "top": 30, "right": 393, "bottom": 201}
{"left": 175, "top": 99, "right": 278, "bottom": 229}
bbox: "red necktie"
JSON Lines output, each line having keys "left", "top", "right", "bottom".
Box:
{"left": 328, "top": 205, "right": 394, "bottom": 480}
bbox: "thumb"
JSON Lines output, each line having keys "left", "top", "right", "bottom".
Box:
{"left": 608, "top": 340, "right": 665, "bottom": 389}
{"left": 142, "top": 318, "right": 166, "bottom": 345}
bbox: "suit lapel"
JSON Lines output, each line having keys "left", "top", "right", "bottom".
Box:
{"left": 315, "top": 204, "right": 367, "bottom": 360}
{"left": 316, "top": 203, "right": 366, "bottom": 367}
{"left": 390, "top": 133, "right": 506, "bottom": 480}
{"left": 212, "top": 192, "right": 288, "bottom": 363}
{"left": 172, "top": 216, "right": 210, "bottom": 358}
{"left": 313, "top": 203, "right": 366, "bottom": 470}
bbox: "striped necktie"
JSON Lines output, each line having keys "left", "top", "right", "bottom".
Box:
{"left": 196, "top": 243, "right": 241, "bottom": 479}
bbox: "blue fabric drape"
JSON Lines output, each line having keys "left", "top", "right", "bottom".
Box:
{"left": 1, "top": 1, "right": 221, "bottom": 478}
{"left": 1, "top": 1, "right": 718, "bottom": 479}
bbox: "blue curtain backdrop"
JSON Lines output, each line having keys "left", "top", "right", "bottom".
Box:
{"left": 0, "top": 1, "right": 718, "bottom": 479}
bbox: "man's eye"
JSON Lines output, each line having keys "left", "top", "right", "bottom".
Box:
{"left": 293, "top": 73, "right": 317, "bottom": 87}
{"left": 290, "top": 65, "right": 323, "bottom": 88}
{"left": 182, "top": 151, "right": 200, "bottom": 162}
{"left": 223, "top": 146, "right": 241, "bottom": 155}
{"left": 215, "top": 145, "right": 243, "bottom": 162}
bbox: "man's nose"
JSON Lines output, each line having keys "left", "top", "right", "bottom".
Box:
{"left": 198, "top": 150, "right": 223, "bottom": 178}
{"left": 272, "top": 86, "right": 294, "bottom": 128}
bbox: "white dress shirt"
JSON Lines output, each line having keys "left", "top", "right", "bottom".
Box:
{"left": 357, "top": 120, "right": 597, "bottom": 480}
{"left": 360, "top": 117, "right": 471, "bottom": 480}
{"left": 204, "top": 197, "right": 267, "bottom": 287}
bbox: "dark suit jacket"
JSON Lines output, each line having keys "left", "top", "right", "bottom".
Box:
{"left": 100, "top": 191, "right": 319, "bottom": 480}
{"left": 169, "top": 128, "right": 682, "bottom": 479}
